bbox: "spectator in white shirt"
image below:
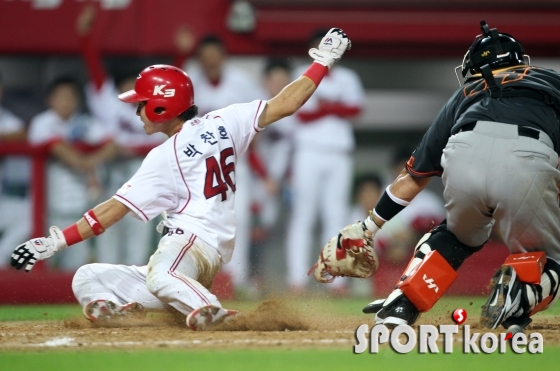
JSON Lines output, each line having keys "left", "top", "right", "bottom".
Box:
{"left": 28, "top": 77, "right": 118, "bottom": 270}
{"left": 0, "top": 71, "right": 32, "bottom": 268}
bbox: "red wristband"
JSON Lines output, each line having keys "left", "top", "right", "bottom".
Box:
{"left": 302, "top": 62, "right": 328, "bottom": 86}
{"left": 62, "top": 224, "right": 83, "bottom": 246}
{"left": 84, "top": 209, "right": 105, "bottom": 236}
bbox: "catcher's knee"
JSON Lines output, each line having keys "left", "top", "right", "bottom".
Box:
{"left": 397, "top": 221, "right": 484, "bottom": 312}
{"left": 415, "top": 221, "right": 484, "bottom": 269}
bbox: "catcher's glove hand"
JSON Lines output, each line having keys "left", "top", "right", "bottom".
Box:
{"left": 309, "top": 221, "right": 379, "bottom": 283}
{"left": 11, "top": 226, "right": 67, "bottom": 272}
{"left": 309, "top": 28, "right": 351, "bottom": 69}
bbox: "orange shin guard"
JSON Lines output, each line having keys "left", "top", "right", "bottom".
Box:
{"left": 398, "top": 250, "right": 458, "bottom": 312}
{"left": 504, "top": 252, "right": 547, "bottom": 285}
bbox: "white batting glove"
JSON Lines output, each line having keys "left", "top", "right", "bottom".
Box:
{"left": 11, "top": 226, "right": 68, "bottom": 272}
{"left": 308, "top": 28, "right": 351, "bottom": 69}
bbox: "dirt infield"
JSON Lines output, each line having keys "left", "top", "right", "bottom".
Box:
{"left": 0, "top": 300, "right": 361, "bottom": 350}
{"left": 1, "top": 300, "right": 559, "bottom": 351}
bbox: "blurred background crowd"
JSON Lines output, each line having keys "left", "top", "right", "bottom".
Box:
{"left": 1, "top": 0, "right": 559, "bottom": 302}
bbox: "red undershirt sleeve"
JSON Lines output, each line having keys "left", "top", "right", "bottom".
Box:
{"left": 297, "top": 102, "right": 362, "bottom": 123}
{"left": 248, "top": 147, "right": 268, "bottom": 179}
{"left": 79, "top": 34, "right": 106, "bottom": 91}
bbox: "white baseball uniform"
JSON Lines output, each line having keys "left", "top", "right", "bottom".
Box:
{"left": 86, "top": 79, "right": 166, "bottom": 265}
{"left": 0, "top": 106, "right": 31, "bottom": 268}
{"left": 286, "top": 64, "right": 365, "bottom": 289}
{"left": 72, "top": 100, "right": 266, "bottom": 314}
{"left": 28, "top": 110, "right": 112, "bottom": 270}
{"left": 187, "top": 63, "right": 265, "bottom": 289}
{"left": 253, "top": 114, "right": 296, "bottom": 229}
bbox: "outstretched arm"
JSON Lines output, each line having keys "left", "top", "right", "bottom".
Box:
{"left": 258, "top": 28, "right": 351, "bottom": 128}
{"left": 74, "top": 199, "right": 130, "bottom": 240}
{"left": 11, "top": 198, "right": 130, "bottom": 272}
{"left": 76, "top": 4, "right": 106, "bottom": 91}
{"left": 258, "top": 77, "right": 317, "bottom": 128}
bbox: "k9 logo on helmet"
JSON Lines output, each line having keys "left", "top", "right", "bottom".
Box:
{"left": 153, "top": 85, "right": 176, "bottom": 98}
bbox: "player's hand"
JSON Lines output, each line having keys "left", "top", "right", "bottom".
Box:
{"left": 76, "top": 4, "right": 97, "bottom": 36}
{"left": 11, "top": 227, "right": 68, "bottom": 272}
{"left": 309, "top": 221, "right": 379, "bottom": 283}
{"left": 309, "top": 28, "right": 351, "bottom": 69}
{"left": 263, "top": 178, "right": 279, "bottom": 196}
{"left": 340, "top": 220, "right": 375, "bottom": 249}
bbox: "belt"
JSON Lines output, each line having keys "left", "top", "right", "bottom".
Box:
{"left": 460, "top": 122, "right": 540, "bottom": 140}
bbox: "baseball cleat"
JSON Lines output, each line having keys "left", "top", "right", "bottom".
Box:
{"left": 83, "top": 300, "right": 145, "bottom": 322}
{"left": 480, "top": 265, "right": 528, "bottom": 329}
{"left": 186, "top": 305, "right": 239, "bottom": 331}
{"left": 368, "top": 294, "right": 420, "bottom": 328}
{"left": 362, "top": 298, "right": 386, "bottom": 314}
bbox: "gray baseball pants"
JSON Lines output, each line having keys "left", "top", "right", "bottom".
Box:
{"left": 441, "top": 120, "right": 560, "bottom": 264}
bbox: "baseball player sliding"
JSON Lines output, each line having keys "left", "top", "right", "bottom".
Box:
{"left": 311, "top": 21, "right": 560, "bottom": 332}
{"left": 11, "top": 28, "right": 351, "bottom": 330}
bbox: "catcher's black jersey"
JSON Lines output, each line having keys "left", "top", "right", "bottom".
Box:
{"left": 408, "top": 66, "right": 560, "bottom": 177}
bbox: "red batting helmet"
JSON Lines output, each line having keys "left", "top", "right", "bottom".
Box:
{"left": 118, "top": 64, "right": 195, "bottom": 124}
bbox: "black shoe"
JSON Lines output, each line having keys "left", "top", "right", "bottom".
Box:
{"left": 480, "top": 265, "right": 528, "bottom": 329}
{"left": 369, "top": 294, "right": 420, "bottom": 327}
{"left": 363, "top": 299, "right": 385, "bottom": 314}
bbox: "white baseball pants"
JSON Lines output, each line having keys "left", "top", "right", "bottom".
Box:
{"left": 72, "top": 232, "right": 222, "bottom": 315}
{"left": 223, "top": 156, "right": 251, "bottom": 288}
{"left": 285, "top": 148, "right": 352, "bottom": 288}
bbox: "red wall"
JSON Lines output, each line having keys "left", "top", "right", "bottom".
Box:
{"left": 1, "top": 1, "right": 560, "bottom": 57}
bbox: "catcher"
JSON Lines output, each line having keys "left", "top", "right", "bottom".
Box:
{"left": 311, "top": 21, "right": 560, "bottom": 331}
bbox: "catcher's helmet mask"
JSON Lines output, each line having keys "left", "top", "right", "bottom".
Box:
{"left": 455, "top": 20, "right": 530, "bottom": 86}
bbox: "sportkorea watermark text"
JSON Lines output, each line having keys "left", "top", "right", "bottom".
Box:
{"left": 353, "top": 324, "right": 543, "bottom": 354}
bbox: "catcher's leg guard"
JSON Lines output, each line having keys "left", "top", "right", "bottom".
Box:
{"left": 398, "top": 249, "right": 457, "bottom": 312}
{"left": 364, "top": 221, "right": 483, "bottom": 325}
{"left": 528, "top": 259, "right": 560, "bottom": 315}
{"left": 481, "top": 254, "right": 560, "bottom": 329}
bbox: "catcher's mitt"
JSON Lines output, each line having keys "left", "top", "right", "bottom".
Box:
{"left": 308, "top": 222, "right": 379, "bottom": 283}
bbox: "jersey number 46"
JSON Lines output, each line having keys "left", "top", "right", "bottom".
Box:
{"left": 204, "top": 147, "right": 236, "bottom": 201}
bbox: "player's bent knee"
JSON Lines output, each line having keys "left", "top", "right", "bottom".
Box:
{"left": 420, "top": 222, "right": 484, "bottom": 270}
{"left": 71, "top": 264, "right": 100, "bottom": 301}
{"left": 145, "top": 269, "right": 168, "bottom": 299}
{"left": 396, "top": 221, "right": 484, "bottom": 312}
{"left": 72, "top": 264, "right": 96, "bottom": 287}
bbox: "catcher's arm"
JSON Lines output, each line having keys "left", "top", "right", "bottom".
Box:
{"left": 366, "top": 168, "right": 431, "bottom": 229}
{"left": 310, "top": 169, "right": 431, "bottom": 283}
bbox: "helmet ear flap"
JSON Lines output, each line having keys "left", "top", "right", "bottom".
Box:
{"left": 145, "top": 99, "right": 170, "bottom": 124}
